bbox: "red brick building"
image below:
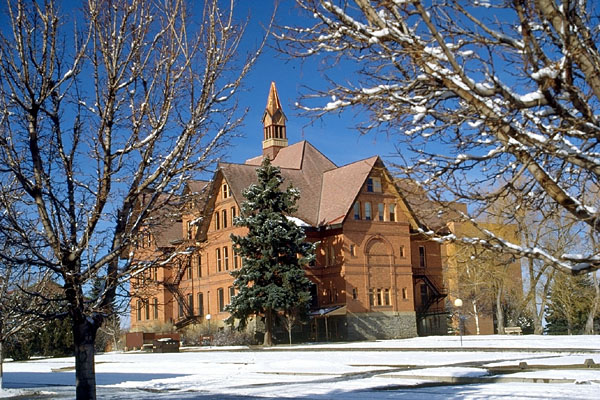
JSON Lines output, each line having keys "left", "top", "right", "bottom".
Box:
{"left": 129, "top": 83, "right": 447, "bottom": 340}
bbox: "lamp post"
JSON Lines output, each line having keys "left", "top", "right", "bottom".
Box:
{"left": 205, "top": 313, "right": 212, "bottom": 335}
{"left": 454, "top": 298, "right": 463, "bottom": 347}
{"left": 319, "top": 309, "right": 328, "bottom": 342}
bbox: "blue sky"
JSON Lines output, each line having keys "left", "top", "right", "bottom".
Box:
{"left": 227, "top": 1, "right": 401, "bottom": 168}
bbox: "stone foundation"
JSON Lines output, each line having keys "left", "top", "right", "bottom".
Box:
{"left": 345, "top": 311, "right": 418, "bottom": 340}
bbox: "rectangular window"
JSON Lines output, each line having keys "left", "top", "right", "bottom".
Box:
{"left": 419, "top": 246, "right": 426, "bottom": 267}
{"left": 366, "top": 177, "right": 374, "bottom": 192}
{"left": 369, "top": 289, "right": 374, "bottom": 306}
{"left": 384, "top": 289, "right": 390, "bottom": 306}
{"left": 352, "top": 288, "right": 358, "bottom": 300}
{"left": 353, "top": 201, "right": 360, "bottom": 220}
{"left": 222, "top": 209, "right": 228, "bottom": 228}
{"left": 229, "top": 286, "right": 235, "bottom": 304}
{"left": 218, "top": 288, "right": 225, "bottom": 312}
{"left": 187, "top": 221, "right": 193, "bottom": 240}
{"left": 145, "top": 300, "right": 150, "bottom": 320}
{"left": 399, "top": 245, "right": 405, "bottom": 258}
{"left": 364, "top": 202, "right": 372, "bottom": 220}
{"left": 153, "top": 297, "right": 158, "bottom": 319}
{"left": 231, "top": 206, "right": 237, "bottom": 224}
{"left": 197, "top": 254, "right": 202, "bottom": 277}
{"left": 402, "top": 287, "right": 408, "bottom": 300}
{"left": 373, "top": 177, "right": 382, "bottom": 192}
{"left": 233, "top": 250, "right": 239, "bottom": 269}
{"left": 137, "top": 300, "right": 142, "bottom": 321}
{"left": 188, "top": 293, "right": 194, "bottom": 313}
{"left": 222, "top": 183, "right": 229, "bottom": 199}
{"left": 376, "top": 288, "right": 383, "bottom": 306}
{"left": 389, "top": 203, "right": 396, "bottom": 222}
{"left": 216, "top": 248, "right": 222, "bottom": 272}
{"left": 224, "top": 246, "right": 229, "bottom": 270}
{"left": 178, "top": 300, "right": 184, "bottom": 318}
{"left": 186, "top": 260, "right": 192, "bottom": 279}
{"left": 197, "top": 293, "right": 204, "bottom": 317}
{"left": 378, "top": 203, "right": 384, "bottom": 221}
{"left": 421, "top": 284, "right": 428, "bottom": 304}
{"left": 215, "top": 212, "right": 220, "bottom": 230}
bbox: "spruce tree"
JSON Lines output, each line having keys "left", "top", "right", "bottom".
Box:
{"left": 227, "top": 158, "right": 314, "bottom": 346}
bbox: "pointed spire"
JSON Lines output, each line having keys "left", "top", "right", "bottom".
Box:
{"left": 262, "top": 82, "right": 288, "bottom": 159}
{"left": 264, "top": 81, "right": 283, "bottom": 119}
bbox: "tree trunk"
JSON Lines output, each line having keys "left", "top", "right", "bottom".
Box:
{"left": 263, "top": 309, "right": 273, "bottom": 346}
{"left": 584, "top": 272, "right": 599, "bottom": 334}
{"left": 73, "top": 317, "right": 99, "bottom": 400}
{"left": 472, "top": 300, "right": 480, "bottom": 335}
{"left": 0, "top": 340, "right": 3, "bottom": 389}
{"left": 496, "top": 288, "right": 505, "bottom": 334}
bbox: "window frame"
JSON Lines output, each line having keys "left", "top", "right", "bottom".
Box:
{"left": 217, "top": 288, "right": 225, "bottom": 312}
{"left": 216, "top": 248, "right": 222, "bottom": 272}
{"left": 419, "top": 246, "right": 426, "bottom": 268}
{"left": 353, "top": 201, "right": 361, "bottom": 220}
{"left": 197, "top": 292, "right": 204, "bottom": 317}
{"left": 223, "top": 246, "right": 229, "bottom": 270}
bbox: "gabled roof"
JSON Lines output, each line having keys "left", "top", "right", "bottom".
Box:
{"left": 395, "top": 179, "right": 467, "bottom": 231}
{"left": 215, "top": 140, "right": 436, "bottom": 230}
{"left": 318, "top": 156, "right": 378, "bottom": 225}
{"left": 141, "top": 192, "right": 183, "bottom": 248}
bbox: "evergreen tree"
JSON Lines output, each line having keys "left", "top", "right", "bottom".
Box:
{"left": 226, "top": 158, "right": 314, "bottom": 346}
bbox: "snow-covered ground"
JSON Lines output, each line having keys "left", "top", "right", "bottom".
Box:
{"left": 2, "top": 335, "right": 600, "bottom": 399}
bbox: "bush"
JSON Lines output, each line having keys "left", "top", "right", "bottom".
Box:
{"left": 212, "top": 329, "right": 258, "bottom": 346}
{"left": 180, "top": 323, "right": 210, "bottom": 346}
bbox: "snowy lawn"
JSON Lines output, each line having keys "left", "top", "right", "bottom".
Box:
{"left": 2, "top": 335, "right": 599, "bottom": 399}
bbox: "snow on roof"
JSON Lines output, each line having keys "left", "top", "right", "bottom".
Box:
{"left": 286, "top": 216, "right": 310, "bottom": 227}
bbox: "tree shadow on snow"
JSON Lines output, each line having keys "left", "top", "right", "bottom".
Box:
{"left": 3, "top": 371, "right": 188, "bottom": 389}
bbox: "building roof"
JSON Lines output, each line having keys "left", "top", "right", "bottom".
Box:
{"left": 198, "top": 84, "right": 440, "bottom": 233}
{"left": 395, "top": 179, "right": 467, "bottom": 231}
{"left": 318, "top": 156, "right": 378, "bottom": 225}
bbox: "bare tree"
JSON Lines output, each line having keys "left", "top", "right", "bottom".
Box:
{"left": 584, "top": 270, "right": 600, "bottom": 334}
{"left": 0, "top": 0, "right": 266, "bottom": 398}
{"left": 277, "top": 0, "right": 600, "bottom": 273}
{"left": 0, "top": 262, "right": 51, "bottom": 390}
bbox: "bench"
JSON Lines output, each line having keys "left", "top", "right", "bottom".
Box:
{"left": 504, "top": 326, "right": 522, "bottom": 335}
